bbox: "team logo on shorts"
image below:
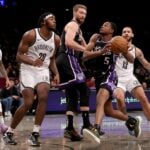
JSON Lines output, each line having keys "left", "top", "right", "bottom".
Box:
{"left": 133, "top": 80, "right": 139, "bottom": 86}
{"left": 43, "top": 76, "right": 49, "bottom": 81}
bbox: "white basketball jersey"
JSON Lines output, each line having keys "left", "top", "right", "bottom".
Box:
{"left": 21, "top": 28, "right": 55, "bottom": 70}
{"left": 0, "top": 49, "right": 2, "bottom": 77}
{"left": 0, "top": 49, "right": 2, "bottom": 61}
{"left": 115, "top": 45, "right": 136, "bottom": 77}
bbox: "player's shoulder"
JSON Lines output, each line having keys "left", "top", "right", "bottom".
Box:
{"left": 134, "top": 45, "right": 143, "bottom": 58}
{"left": 23, "top": 28, "right": 36, "bottom": 38}
{"left": 54, "top": 33, "right": 60, "bottom": 39}
{"left": 89, "top": 33, "right": 101, "bottom": 42}
{"left": 132, "top": 45, "right": 141, "bottom": 53}
{"left": 91, "top": 33, "right": 100, "bottom": 39}
{"left": 135, "top": 47, "right": 141, "bottom": 51}
{"left": 65, "top": 20, "right": 79, "bottom": 29}
{"left": 21, "top": 28, "right": 36, "bottom": 43}
{"left": 54, "top": 33, "right": 60, "bottom": 46}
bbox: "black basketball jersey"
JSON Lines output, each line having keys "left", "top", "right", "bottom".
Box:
{"left": 58, "top": 20, "right": 86, "bottom": 73}
{"left": 58, "top": 20, "right": 82, "bottom": 57}
{"left": 86, "top": 39, "right": 115, "bottom": 79}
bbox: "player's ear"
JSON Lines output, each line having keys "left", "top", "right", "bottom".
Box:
{"left": 41, "top": 20, "right": 46, "bottom": 26}
{"left": 131, "top": 33, "right": 134, "bottom": 38}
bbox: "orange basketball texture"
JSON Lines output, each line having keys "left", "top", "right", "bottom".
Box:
{"left": 110, "top": 36, "right": 128, "bottom": 54}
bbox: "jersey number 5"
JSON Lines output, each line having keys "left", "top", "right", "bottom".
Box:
{"left": 104, "top": 57, "right": 110, "bottom": 65}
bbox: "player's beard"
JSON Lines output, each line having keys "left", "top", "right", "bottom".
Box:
{"left": 47, "top": 24, "right": 56, "bottom": 32}
{"left": 76, "top": 18, "right": 85, "bottom": 25}
{"left": 127, "top": 37, "right": 132, "bottom": 42}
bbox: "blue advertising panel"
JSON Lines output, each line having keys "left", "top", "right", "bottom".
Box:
{"left": 46, "top": 89, "right": 150, "bottom": 113}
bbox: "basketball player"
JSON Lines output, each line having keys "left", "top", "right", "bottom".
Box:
{"left": 0, "top": 48, "right": 11, "bottom": 135}
{"left": 82, "top": 22, "right": 142, "bottom": 144}
{"left": 114, "top": 26, "right": 150, "bottom": 119}
{"left": 56, "top": 4, "right": 92, "bottom": 141}
{"left": 3, "top": 12, "right": 60, "bottom": 146}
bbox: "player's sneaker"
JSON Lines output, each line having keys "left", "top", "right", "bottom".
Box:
{"left": 81, "top": 124, "right": 105, "bottom": 136}
{"left": 126, "top": 116, "right": 142, "bottom": 137}
{"left": 28, "top": 132, "right": 40, "bottom": 146}
{"left": 83, "top": 126, "right": 100, "bottom": 144}
{"left": 64, "top": 127, "right": 83, "bottom": 141}
{"left": 3, "top": 132, "right": 17, "bottom": 145}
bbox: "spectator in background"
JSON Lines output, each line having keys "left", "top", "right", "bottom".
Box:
{"left": 144, "top": 71, "right": 150, "bottom": 89}
{"left": 0, "top": 78, "right": 20, "bottom": 117}
{"left": 0, "top": 48, "right": 11, "bottom": 135}
{"left": 6, "top": 63, "right": 17, "bottom": 78}
{"left": 135, "top": 65, "right": 147, "bottom": 89}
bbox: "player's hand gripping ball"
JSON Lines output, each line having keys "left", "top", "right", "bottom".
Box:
{"left": 110, "top": 36, "right": 128, "bottom": 54}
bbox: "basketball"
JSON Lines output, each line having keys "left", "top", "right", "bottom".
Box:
{"left": 110, "top": 36, "right": 128, "bottom": 54}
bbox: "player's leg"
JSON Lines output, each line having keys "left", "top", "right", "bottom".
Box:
{"left": 64, "top": 86, "right": 83, "bottom": 141}
{"left": 114, "top": 87, "right": 126, "bottom": 114}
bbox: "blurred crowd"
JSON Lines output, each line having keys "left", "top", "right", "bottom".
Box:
{"left": 0, "top": 25, "right": 150, "bottom": 118}
{"left": 1, "top": 40, "right": 150, "bottom": 91}
{"left": 134, "top": 61, "right": 150, "bottom": 90}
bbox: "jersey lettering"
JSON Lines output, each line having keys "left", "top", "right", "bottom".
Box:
{"left": 122, "top": 60, "right": 128, "bottom": 69}
{"left": 39, "top": 53, "right": 46, "bottom": 61}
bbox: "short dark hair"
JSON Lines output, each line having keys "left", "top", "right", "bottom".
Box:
{"left": 110, "top": 22, "right": 117, "bottom": 35}
{"left": 122, "top": 26, "right": 134, "bottom": 33}
{"left": 73, "top": 4, "right": 87, "bottom": 12}
{"left": 37, "top": 12, "right": 54, "bottom": 27}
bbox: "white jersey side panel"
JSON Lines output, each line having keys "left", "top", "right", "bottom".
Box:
{"left": 115, "top": 45, "right": 136, "bottom": 77}
{"left": 0, "top": 49, "right": 2, "bottom": 61}
{"left": 0, "top": 49, "right": 2, "bottom": 77}
{"left": 21, "top": 28, "right": 55, "bottom": 71}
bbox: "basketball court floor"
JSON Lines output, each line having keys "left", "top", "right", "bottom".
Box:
{"left": 0, "top": 111, "right": 150, "bottom": 150}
